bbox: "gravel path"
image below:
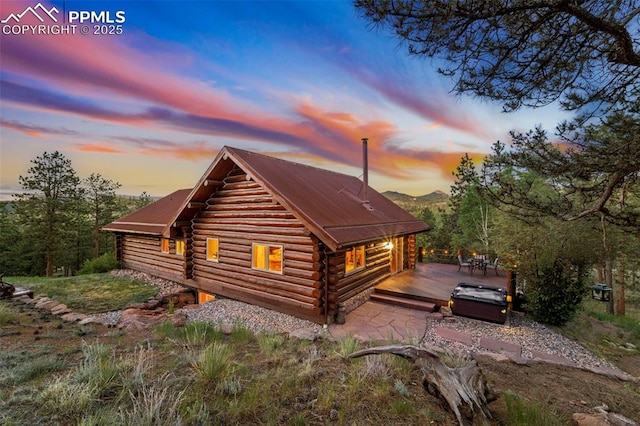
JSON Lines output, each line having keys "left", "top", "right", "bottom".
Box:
{"left": 180, "top": 299, "right": 326, "bottom": 336}
{"left": 182, "top": 299, "right": 619, "bottom": 371}
{"left": 422, "top": 315, "right": 618, "bottom": 370}
{"left": 99, "top": 270, "right": 629, "bottom": 376}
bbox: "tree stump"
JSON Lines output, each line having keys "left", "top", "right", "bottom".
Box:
{"left": 350, "top": 345, "right": 495, "bottom": 426}
{"left": 0, "top": 274, "right": 15, "bottom": 299}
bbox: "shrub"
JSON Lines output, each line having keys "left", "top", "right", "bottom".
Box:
{"left": 335, "top": 336, "right": 360, "bottom": 360}
{"left": 8, "top": 357, "right": 67, "bottom": 385}
{"left": 257, "top": 332, "right": 286, "bottom": 358}
{"left": 191, "top": 342, "right": 233, "bottom": 382}
{"left": 179, "top": 321, "right": 223, "bottom": 350}
{"left": 78, "top": 252, "right": 119, "bottom": 275}
{"left": 522, "top": 260, "right": 588, "bottom": 326}
{"left": 503, "top": 390, "right": 560, "bottom": 425}
{"left": 119, "top": 373, "right": 186, "bottom": 425}
{"left": 0, "top": 303, "right": 17, "bottom": 325}
{"left": 38, "top": 378, "right": 97, "bottom": 419}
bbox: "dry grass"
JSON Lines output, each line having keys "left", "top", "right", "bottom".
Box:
{"left": 2, "top": 278, "right": 640, "bottom": 425}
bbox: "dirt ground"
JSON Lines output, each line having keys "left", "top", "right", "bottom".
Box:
{"left": 2, "top": 300, "right": 639, "bottom": 425}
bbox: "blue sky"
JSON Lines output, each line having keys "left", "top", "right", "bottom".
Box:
{"left": 0, "top": 0, "right": 572, "bottom": 199}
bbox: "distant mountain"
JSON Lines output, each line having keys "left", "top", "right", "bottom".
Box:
{"left": 382, "top": 190, "right": 449, "bottom": 204}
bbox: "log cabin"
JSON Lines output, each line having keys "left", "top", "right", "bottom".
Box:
{"left": 103, "top": 145, "right": 429, "bottom": 324}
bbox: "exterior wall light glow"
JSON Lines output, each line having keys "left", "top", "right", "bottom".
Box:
{"left": 383, "top": 242, "right": 394, "bottom": 250}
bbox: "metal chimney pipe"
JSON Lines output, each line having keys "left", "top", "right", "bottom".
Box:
{"left": 362, "top": 137, "right": 369, "bottom": 204}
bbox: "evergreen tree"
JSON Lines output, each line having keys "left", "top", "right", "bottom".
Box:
{"left": 14, "top": 152, "right": 80, "bottom": 276}
{"left": 84, "top": 173, "right": 122, "bottom": 257}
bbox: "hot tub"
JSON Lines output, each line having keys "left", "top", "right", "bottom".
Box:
{"left": 450, "top": 283, "right": 508, "bottom": 324}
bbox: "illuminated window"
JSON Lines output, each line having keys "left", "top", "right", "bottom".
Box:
{"left": 161, "top": 238, "right": 170, "bottom": 254}
{"left": 198, "top": 291, "right": 216, "bottom": 304}
{"left": 176, "top": 239, "right": 185, "bottom": 256}
{"left": 345, "top": 245, "right": 366, "bottom": 273}
{"left": 206, "top": 238, "right": 219, "bottom": 262}
{"left": 252, "top": 243, "right": 283, "bottom": 273}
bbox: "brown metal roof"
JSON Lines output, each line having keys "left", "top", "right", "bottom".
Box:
{"left": 102, "top": 189, "right": 191, "bottom": 235}
{"left": 172, "top": 147, "right": 430, "bottom": 251}
{"left": 229, "top": 148, "right": 429, "bottom": 250}
{"left": 104, "top": 147, "right": 430, "bottom": 250}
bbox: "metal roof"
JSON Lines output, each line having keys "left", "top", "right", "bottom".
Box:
{"left": 104, "top": 147, "right": 430, "bottom": 250}
{"left": 227, "top": 148, "right": 429, "bottom": 250}
{"left": 101, "top": 189, "right": 191, "bottom": 235}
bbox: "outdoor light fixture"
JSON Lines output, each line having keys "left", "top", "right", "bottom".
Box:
{"left": 591, "top": 284, "right": 613, "bottom": 302}
{"left": 383, "top": 242, "right": 394, "bottom": 250}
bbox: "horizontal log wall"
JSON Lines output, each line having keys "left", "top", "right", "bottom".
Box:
{"left": 407, "top": 234, "right": 416, "bottom": 269}
{"left": 192, "top": 167, "right": 325, "bottom": 323}
{"left": 121, "top": 234, "right": 185, "bottom": 283}
{"left": 326, "top": 241, "right": 392, "bottom": 315}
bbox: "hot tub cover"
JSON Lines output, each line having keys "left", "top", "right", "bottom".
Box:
{"left": 451, "top": 283, "right": 507, "bottom": 306}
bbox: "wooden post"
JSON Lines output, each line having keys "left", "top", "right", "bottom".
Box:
{"left": 506, "top": 270, "right": 516, "bottom": 312}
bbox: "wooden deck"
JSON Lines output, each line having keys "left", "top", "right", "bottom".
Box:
{"left": 374, "top": 262, "right": 508, "bottom": 307}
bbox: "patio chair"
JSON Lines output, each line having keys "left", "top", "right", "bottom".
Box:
{"left": 485, "top": 257, "right": 499, "bottom": 276}
{"left": 457, "top": 254, "right": 471, "bottom": 272}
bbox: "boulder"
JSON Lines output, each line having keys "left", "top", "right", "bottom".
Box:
{"left": 118, "top": 312, "right": 167, "bottom": 330}
{"left": 169, "top": 313, "right": 188, "bottom": 327}
{"left": 61, "top": 313, "right": 89, "bottom": 322}
{"left": 51, "top": 304, "right": 71, "bottom": 315}
{"left": 573, "top": 410, "right": 638, "bottom": 426}
{"left": 573, "top": 413, "right": 609, "bottom": 426}
{"left": 125, "top": 302, "right": 150, "bottom": 310}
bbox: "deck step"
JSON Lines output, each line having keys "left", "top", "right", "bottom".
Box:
{"left": 370, "top": 292, "right": 437, "bottom": 312}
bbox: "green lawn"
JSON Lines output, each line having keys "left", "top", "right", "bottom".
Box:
{"left": 7, "top": 274, "right": 158, "bottom": 313}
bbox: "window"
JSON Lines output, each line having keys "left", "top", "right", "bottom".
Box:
{"left": 252, "top": 243, "right": 283, "bottom": 273}
{"left": 176, "top": 239, "right": 185, "bottom": 256}
{"left": 198, "top": 291, "right": 216, "bottom": 304}
{"left": 345, "top": 245, "right": 366, "bottom": 273}
{"left": 161, "top": 238, "right": 170, "bottom": 254}
{"left": 206, "top": 238, "right": 219, "bottom": 262}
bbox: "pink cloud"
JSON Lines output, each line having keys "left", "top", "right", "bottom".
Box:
{"left": 0, "top": 118, "right": 79, "bottom": 138}
{"left": 0, "top": 0, "right": 474, "bottom": 185}
{"left": 74, "top": 143, "right": 128, "bottom": 154}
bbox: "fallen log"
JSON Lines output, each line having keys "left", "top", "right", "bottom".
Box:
{"left": 350, "top": 344, "right": 495, "bottom": 426}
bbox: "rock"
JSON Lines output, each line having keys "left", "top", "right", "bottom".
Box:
{"left": 329, "top": 409, "right": 339, "bottom": 421}
{"left": 51, "top": 304, "right": 71, "bottom": 315}
{"left": 122, "top": 307, "right": 164, "bottom": 317}
{"left": 289, "top": 328, "right": 319, "bottom": 341}
{"left": 169, "top": 313, "right": 188, "bottom": 327}
{"left": 573, "top": 411, "right": 638, "bottom": 426}
{"left": 34, "top": 298, "right": 53, "bottom": 309}
{"left": 61, "top": 313, "right": 89, "bottom": 322}
{"left": 78, "top": 317, "right": 96, "bottom": 325}
{"left": 426, "top": 312, "right": 444, "bottom": 321}
{"left": 573, "top": 412, "right": 609, "bottom": 426}
{"left": 125, "top": 302, "right": 150, "bottom": 310}
{"left": 118, "top": 314, "right": 165, "bottom": 330}
{"left": 176, "top": 292, "right": 196, "bottom": 306}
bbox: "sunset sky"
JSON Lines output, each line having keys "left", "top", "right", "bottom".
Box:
{"left": 0, "top": 0, "right": 573, "bottom": 200}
